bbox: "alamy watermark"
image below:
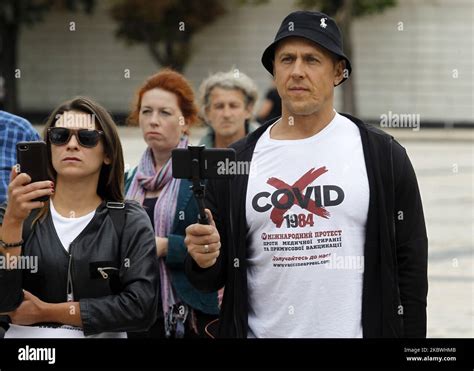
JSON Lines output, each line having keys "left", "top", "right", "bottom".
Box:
{"left": 325, "top": 253, "right": 364, "bottom": 273}
{"left": 380, "top": 110, "right": 420, "bottom": 131}
{"left": 18, "top": 345, "right": 55, "bottom": 364}
{"left": 216, "top": 159, "right": 257, "bottom": 176}
{"left": 0, "top": 255, "right": 38, "bottom": 273}
{"left": 55, "top": 111, "right": 96, "bottom": 130}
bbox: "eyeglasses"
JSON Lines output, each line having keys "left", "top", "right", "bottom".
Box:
{"left": 48, "top": 127, "right": 104, "bottom": 148}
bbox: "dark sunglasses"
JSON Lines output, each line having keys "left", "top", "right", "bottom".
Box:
{"left": 48, "top": 127, "right": 104, "bottom": 148}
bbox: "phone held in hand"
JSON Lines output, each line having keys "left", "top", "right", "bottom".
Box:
{"left": 16, "top": 141, "right": 50, "bottom": 202}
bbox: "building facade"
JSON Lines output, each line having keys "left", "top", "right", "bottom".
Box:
{"left": 16, "top": 0, "right": 473, "bottom": 125}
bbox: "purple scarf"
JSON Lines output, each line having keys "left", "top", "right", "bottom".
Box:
{"left": 126, "top": 136, "right": 188, "bottom": 335}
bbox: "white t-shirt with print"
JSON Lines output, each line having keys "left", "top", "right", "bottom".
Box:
{"left": 245, "top": 111, "right": 369, "bottom": 338}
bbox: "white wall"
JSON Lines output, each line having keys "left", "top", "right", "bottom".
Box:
{"left": 17, "top": 0, "right": 473, "bottom": 123}
{"left": 17, "top": 1, "right": 159, "bottom": 113}
{"left": 352, "top": 0, "right": 473, "bottom": 122}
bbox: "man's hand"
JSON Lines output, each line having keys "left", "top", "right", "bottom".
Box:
{"left": 184, "top": 209, "right": 221, "bottom": 268}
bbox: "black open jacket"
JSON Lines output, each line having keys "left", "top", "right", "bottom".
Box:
{"left": 185, "top": 114, "right": 428, "bottom": 338}
{"left": 0, "top": 201, "right": 159, "bottom": 335}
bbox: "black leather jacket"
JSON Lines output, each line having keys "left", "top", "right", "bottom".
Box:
{"left": 0, "top": 201, "right": 159, "bottom": 336}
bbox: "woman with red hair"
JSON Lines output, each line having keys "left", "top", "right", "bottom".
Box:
{"left": 125, "top": 69, "right": 218, "bottom": 338}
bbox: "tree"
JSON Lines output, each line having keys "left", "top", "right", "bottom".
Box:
{"left": 0, "top": 0, "right": 95, "bottom": 113}
{"left": 110, "top": 0, "right": 226, "bottom": 72}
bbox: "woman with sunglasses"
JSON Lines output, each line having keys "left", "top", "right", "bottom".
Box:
{"left": 125, "top": 69, "right": 219, "bottom": 338}
{"left": 0, "top": 97, "right": 159, "bottom": 337}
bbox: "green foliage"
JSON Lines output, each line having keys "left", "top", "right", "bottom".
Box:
{"left": 110, "top": 0, "right": 226, "bottom": 70}
{"left": 296, "top": 0, "right": 396, "bottom": 17}
{"left": 0, "top": 0, "right": 96, "bottom": 112}
{"left": 238, "top": 0, "right": 268, "bottom": 5}
{"left": 0, "top": 0, "right": 95, "bottom": 25}
{"left": 0, "top": 0, "right": 52, "bottom": 24}
{"left": 240, "top": 0, "right": 396, "bottom": 18}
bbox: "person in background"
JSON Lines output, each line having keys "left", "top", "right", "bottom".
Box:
{"left": 198, "top": 69, "right": 259, "bottom": 149}
{"left": 256, "top": 81, "right": 282, "bottom": 124}
{"left": 0, "top": 111, "right": 41, "bottom": 204}
{"left": 197, "top": 69, "right": 260, "bottom": 309}
{"left": 0, "top": 97, "right": 159, "bottom": 338}
{"left": 125, "top": 69, "right": 219, "bottom": 338}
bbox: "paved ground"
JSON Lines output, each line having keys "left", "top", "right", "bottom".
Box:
{"left": 400, "top": 136, "right": 473, "bottom": 338}
{"left": 35, "top": 124, "right": 474, "bottom": 338}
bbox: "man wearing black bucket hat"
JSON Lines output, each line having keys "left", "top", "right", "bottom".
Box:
{"left": 185, "top": 11, "right": 428, "bottom": 338}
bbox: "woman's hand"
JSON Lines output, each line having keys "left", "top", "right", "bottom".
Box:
{"left": 4, "top": 166, "right": 54, "bottom": 224}
{"left": 1, "top": 291, "right": 83, "bottom": 328}
{"left": 6, "top": 290, "right": 47, "bottom": 325}
{"left": 1, "top": 167, "right": 53, "bottom": 257}
{"left": 155, "top": 236, "right": 168, "bottom": 258}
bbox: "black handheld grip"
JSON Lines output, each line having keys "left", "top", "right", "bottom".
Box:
{"left": 198, "top": 213, "right": 209, "bottom": 225}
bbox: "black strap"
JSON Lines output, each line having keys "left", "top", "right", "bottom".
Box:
{"left": 106, "top": 202, "right": 127, "bottom": 295}
{"left": 106, "top": 202, "right": 127, "bottom": 245}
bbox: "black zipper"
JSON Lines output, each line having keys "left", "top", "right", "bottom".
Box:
{"left": 97, "top": 266, "right": 119, "bottom": 279}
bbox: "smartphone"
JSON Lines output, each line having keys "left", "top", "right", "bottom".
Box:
{"left": 172, "top": 147, "right": 237, "bottom": 180}
{"left": 16, "top": 141, "right": 50, "bottom": 202}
